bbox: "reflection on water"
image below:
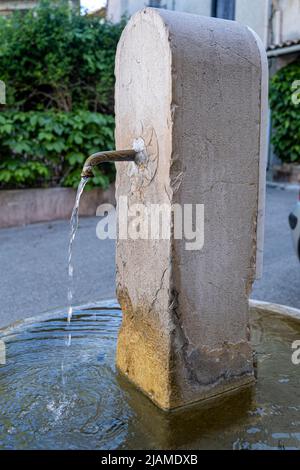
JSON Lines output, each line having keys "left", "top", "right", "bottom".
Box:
{"left": 0, "top": 301, "right": 299, "bottom": 450}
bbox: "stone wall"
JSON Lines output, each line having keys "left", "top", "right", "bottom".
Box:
{"left": 0, "top": 185, "right": 115, "bottom": 228}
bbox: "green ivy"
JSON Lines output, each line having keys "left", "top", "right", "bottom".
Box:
{"left": 269, "top": 61, "right": 300, "bottom": 164}
{"left": 0, "top": 111, "right": 115, "bottom": 189}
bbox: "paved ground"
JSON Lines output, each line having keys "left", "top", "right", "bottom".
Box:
{"left": 0, "top": 186, "right": 299, "bottom": 328}
{"left": 0, "top": 217, "right": 115, "bottom": 328}
{"left": 252, "top": 186, "right": 300, "bottom": 308}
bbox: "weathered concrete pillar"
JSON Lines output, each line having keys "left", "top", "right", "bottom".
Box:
{"left": 115, "top": 8, "right": 267, "bottom": 410}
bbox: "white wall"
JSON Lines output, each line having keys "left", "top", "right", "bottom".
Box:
{"left": 274, "top": 0, "right": 300, "bottom": 44}
{"left": 235, "top": 0, "right": 300, "bottom": 47}
{"left": 107, "top": 0, "right": 212, "bottom": 23}
{"left": 107, "top": 0, "right": 300, "bottom": 49}
{"left": 107, "top": 0, "right": 269, "bottom": 45}
{"left": 168, "top": 0, "right": 211, "bottom": 16}
{"left": 107, "top": 0, "right": 143, "bottom": 22}
{"left": 235, "top": 0, "right": 270, "bottom": 47}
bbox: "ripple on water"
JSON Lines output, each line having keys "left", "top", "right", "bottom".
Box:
{"left": 0, "top": 302, "right": 299, "bottom": 450}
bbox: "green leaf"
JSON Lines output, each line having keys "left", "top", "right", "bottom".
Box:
{"left": 0, "top": 110, "right": 115, "bottom": 189}
{"left": 270, "top": 60, "right": 300, "bottom": 164}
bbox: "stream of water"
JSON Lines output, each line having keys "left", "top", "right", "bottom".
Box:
{"left": 61, "top": 177, "right": 89, "bottom": 387}
{"left": 67, "top": 177, "right": 89, "bottom": 327}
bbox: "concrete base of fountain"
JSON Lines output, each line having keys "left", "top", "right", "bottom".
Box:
{"left": 114, "top": 8, "right": 268, "bottom": 410}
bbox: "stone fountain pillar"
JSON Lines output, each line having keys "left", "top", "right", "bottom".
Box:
{"left": 115, "top": 8, "right": 268, "bottom": 410}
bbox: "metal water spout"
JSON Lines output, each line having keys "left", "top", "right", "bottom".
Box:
{"left": 81, "top": 149, "right": 137, "bottom": 178}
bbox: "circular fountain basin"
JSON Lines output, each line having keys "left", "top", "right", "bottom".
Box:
{"left": 0, "top": 299, "right": 299, "bottom": 450}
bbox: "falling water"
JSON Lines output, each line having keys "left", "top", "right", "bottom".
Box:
{"left": 67, "top": 177, "right": 89, "bottom": 333}
{"left": 61, "top": 177, "right": 89, "bottom": 391}
{"left": 51, "top": 176, "right": 89, "bottom": 398}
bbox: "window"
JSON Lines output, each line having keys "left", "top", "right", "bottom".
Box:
{"left": 148, "top": 0, "right": 162, "bottom": 7}
{"left": 212, "top": 0, "right": 236, "bottom": 20}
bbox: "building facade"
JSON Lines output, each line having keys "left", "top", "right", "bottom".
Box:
{"left": 106, "top": 0, "right": 300, "bottom": 51}
{"left": 106, "top": 0, "right": 300, "bottom": 177}
{"left": 0, "top": 0, "right": 80, "bottom": 16}
{"left": 0, "top": 1, "right": 38, "bottom": 15}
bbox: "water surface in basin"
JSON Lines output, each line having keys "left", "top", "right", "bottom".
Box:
{"left": 0, "top": 300, "right": 299, "bottom": 450}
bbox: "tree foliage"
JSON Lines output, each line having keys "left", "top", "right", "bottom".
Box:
{"left": 269, "top": 61, "right": 300, "bottom": 164}
{"left": 0, "top": 1, "right": 124, "bottom": 189}
{"left": 0, "top": 0, "right": 124, "bottom": 114}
